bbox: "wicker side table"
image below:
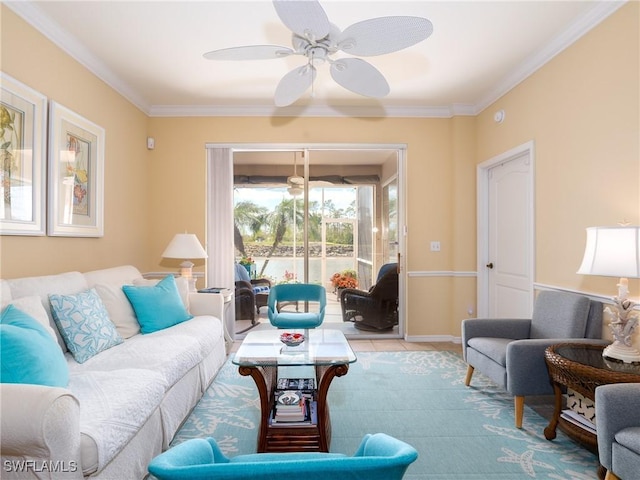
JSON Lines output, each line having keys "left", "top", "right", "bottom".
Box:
{"left": 544, "top": 343, "right": 640, "bottom": 477}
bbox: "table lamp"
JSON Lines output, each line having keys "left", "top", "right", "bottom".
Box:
{"left": 577, "top": 225, "right": 640, "bottom": 363}
{"left": 162, "top": 233, "right": 208, "bottom": 291}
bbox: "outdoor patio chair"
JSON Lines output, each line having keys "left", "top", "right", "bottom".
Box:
{"left": 234, "top": 262, "right": 271, "bottom": 324}
{"left": 462, "top": 290, "right": 604, "bottom": 428}
{"left": 339, "top": 263, "right": 399, "bottom": 331}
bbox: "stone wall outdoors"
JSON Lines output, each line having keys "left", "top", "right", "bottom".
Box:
{"left": 242, "top": 243, "right": 353, "bottom": 258}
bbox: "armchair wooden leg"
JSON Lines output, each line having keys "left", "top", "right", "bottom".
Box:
{"left": 464, "top": 365, "right": 474, "bottom": 386}
{"left": 604, "top": 471, "right": 621, "bottom": 480}
{"left": 514, "top": 396, "right": 524, "bottom": 429}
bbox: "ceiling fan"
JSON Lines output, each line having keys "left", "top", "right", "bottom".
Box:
{"left": 287, "top": 153, "right": 304, "bottom": 196}
{"left": 203, "top": 0, "right": 433, "bottom": 107}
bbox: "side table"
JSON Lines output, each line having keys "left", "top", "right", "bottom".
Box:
{"left": 198, "top": 287, "right": 234, "bottom": 350}
{"left": 544, "top": 343, "right": 640, "bottom": 477}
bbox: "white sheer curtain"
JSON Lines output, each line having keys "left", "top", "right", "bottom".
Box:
{"left": 206, "top": 146, "right": 235, "bottom": 339}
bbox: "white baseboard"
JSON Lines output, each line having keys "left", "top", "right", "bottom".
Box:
{"left": 405, "top": 334, "right": 462, "bottom": 344}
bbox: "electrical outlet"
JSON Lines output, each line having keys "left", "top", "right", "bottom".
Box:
{"left": 430, "top": 241, "right": 441, "bottom": 252}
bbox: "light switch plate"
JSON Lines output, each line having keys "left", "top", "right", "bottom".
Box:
{"left": 430, "top": 241, "right": 441, "bottom": 252}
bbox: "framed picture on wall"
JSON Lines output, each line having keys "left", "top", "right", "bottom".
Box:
{"left": 0, "top": 72, "right": 47, "bottom": 236}
{"left": 48, "top": 101, "right": 105, "bottom": 237}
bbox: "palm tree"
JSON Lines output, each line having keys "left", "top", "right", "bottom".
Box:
{"left": 258, "top": 196, "right": 309, "bottom": 277}
{"left": 233, "top": 200, "right": 267, "bottom": 256}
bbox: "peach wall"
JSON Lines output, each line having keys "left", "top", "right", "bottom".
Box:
{"left": 0, "top": 6, "right": 151, "bottom": 278}
{"left": 476, "top": 3, "right": 639, "bottom": 344}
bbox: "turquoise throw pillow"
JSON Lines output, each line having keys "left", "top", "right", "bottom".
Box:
{"left": 49, "top": 288, "right": 124, "bottom": 364}
{"left": 0, "top": 304, "right": 69, "bottom": 387}
{"left": 122, "top": 275, "right": 193, "bottom": 334}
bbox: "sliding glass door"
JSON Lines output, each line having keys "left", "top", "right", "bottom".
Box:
{"left": 210, "top": 143, "right": 404, "bottom": 337}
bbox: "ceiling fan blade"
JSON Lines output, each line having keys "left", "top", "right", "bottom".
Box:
{"left": 330, "top": 58, "right": 390, "bottom": 98}
{"left": 274, "top": 65, "right": 316, "bottom": 107}
{"left": 273, "top": 0, "right": 330, "bottom": 41}
{"left": 338, "top": 16, "right": 433, "bottom": 56}
{"left": 203, "top": 45, "right": 294, "bottom": 61}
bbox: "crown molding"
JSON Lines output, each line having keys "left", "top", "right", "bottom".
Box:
{"left": 6, "top": 0, "right": 626, "bottom": 119}
{"left": 474, "top": 0, "right": 626, "bottom": 114}
{"left": 147, "top": 103, "right": 474, "bottom": 118}
{"left": 4, "top": 0, "right": 151, "bottom": 114}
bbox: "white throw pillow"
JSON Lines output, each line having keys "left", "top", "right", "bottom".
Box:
{"left": 94, "top": 284, "right": 140, "bottom": 339}
{"left": 3, "top": 295, "right": 58, "bottom": 342}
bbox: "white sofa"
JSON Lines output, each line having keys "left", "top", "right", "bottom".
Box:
{"left": 0, "top": 266, "right": 227, "bottom": 480}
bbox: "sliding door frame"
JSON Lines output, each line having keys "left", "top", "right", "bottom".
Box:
{"left": 206, "top": 142, "right": 407, "bottom": 339}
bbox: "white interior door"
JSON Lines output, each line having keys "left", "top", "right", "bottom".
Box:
{"left": 478, "top": 142, "right": 534, "bottom": 318}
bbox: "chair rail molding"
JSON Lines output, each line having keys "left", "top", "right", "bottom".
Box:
{"left": 534, "top": 283, "right": 640, "bottom": 310}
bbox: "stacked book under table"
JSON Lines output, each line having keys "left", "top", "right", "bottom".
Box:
{"left": 270, "top": 378, "right": 317, "bottom": 427}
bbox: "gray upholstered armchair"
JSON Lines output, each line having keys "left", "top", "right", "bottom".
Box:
{"left": 462, "top": 291, "right": 604, "bottom": 428}
{"left": 596, "top": 383, "right": 640, "bottom": 480}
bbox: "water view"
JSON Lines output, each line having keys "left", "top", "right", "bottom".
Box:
{"left": 251, "top": 257, "right": 358, "bottom": 288}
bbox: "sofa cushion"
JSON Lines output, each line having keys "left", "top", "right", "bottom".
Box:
{"left": 94, "top": 283, "right": 141, "bottom": 339}
{"left": 68, "top": 368, "right": 167, "bottom": 474}
{"left": 49, "top": 288, "right": 124, "bottom": 363}
{"left": 83, "top": 265, "right": 143, "bottom": 288}
{"left": 123, "top": 275, "right": 192, "bottom": 334}
{"left": 467, "top": 337, "right": 513, "bottom": 366}
{"left": 67, "top": 316, "right": 219, "bottom": 388}
{"left": 615, "top": 427, "right": 640, "bottom": 456}
{"left": 0, "top": 305, "right": 69, "bottom": 387}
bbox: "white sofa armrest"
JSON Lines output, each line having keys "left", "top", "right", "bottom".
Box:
{"left": 1, "top": 384, "right": 83, "bottom": 479}
{"left": 188, "top": 292, "right": 224, "bottom": 320}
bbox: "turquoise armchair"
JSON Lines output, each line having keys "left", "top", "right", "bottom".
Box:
{"left": 148, "top": 433, "right": 418, "bottom": 480}
{"left": 267, "top": 283, "right": 326, "bottom": 330}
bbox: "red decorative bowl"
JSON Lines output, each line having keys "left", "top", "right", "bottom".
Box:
{"left": 280, "top": 332, "right": 305, "bottom": 347}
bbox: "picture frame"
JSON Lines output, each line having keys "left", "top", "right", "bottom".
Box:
{"left": 48, "top": 101, "right": 105, "bottom": 237}
{"left": 0, "top": 72, "right": 47, "bottom": 236}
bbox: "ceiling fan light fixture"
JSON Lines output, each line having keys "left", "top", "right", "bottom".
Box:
{"left": 204, "top": 0, "right": 433, "bottom": 106}
{"left": 287, "top": 186, "right": 303, "bottom": 197}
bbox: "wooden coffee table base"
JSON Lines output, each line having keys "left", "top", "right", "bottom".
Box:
{"left": 238, "top": 363, "right": 349, "bottom": 453}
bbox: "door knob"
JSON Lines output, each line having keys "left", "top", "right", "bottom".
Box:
{"left": 486, "top": 262, "right": 494, "bottom": 269}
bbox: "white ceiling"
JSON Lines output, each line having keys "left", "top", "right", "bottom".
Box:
{"left": 7, "top": 0, "right": 624, "bottom": 118}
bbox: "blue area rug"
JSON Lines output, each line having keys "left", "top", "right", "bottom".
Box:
{"left": 173, "top": 351, "right": 599, "bottom": 479}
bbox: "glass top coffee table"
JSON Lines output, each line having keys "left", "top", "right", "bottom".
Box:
{"left": 232, "top": 329, "right": 357, "bottom": 453}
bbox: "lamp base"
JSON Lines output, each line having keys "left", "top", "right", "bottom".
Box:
{"left": 602, "top": 341, "right": 640, "bottom": 364}
{"left": 178, "top": 261, "right": 197, "bottom": 292}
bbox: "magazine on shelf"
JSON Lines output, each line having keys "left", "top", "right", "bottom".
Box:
{"left": 561, "top": 409, "right": 596, "bottom": 434}
{"left": 276, "top": 378, "right": 316, "bottom": 391}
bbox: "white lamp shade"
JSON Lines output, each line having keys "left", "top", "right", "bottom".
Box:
{"left": 577, "top": 226, "right": 640, "bottom": 278}
{"left": 162, "top": 233, "right": 208, "bottom": 260}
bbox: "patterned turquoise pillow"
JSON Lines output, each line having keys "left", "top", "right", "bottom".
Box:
{"left": 49, "top": 288, "right": 124, "bottom": 364}
{"left": 122, "top": 275, "right": 193, "bottom": 334}
{"left": 0, "top": 304, "right": 69, "bottom": 386}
